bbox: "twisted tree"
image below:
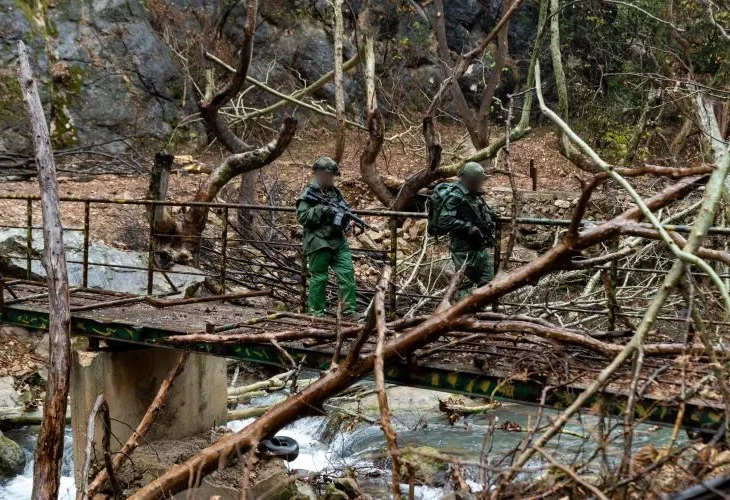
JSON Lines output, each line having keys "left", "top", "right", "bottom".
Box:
{"left": 146, "top": 0, "right": 298, "bottom": 264}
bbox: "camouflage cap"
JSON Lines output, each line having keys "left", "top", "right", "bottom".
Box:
{"left": 312, "top": 156, "right": 341, "bottom": 176}
{"left": 458, "top": 161, "right": 487, "bottom": 179}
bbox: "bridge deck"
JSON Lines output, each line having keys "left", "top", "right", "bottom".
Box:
{"left": 0, "top": 280, "right": 723, "bottom": 432}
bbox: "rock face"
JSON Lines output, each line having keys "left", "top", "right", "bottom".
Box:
{"left": 0, "top": 431, "right": 26, "bottom": 480}
{"left": 1, "top": 0, "right": 185, "bottom": 153}
{"left": 0, "top": 0, "right": 537, "bottom": 154}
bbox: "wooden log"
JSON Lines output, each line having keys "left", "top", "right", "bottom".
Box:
{"left": 79, "top": 395, "right": 119, "bottom": 500}
{"left": 18, "top": 40, "right": 73, "bottom": 500}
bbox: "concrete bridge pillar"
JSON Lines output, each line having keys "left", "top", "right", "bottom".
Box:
{"left": 70, "top": 347, "right": 227, "bottom": 488}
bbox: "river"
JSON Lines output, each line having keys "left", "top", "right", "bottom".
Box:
{"left": 0, "top": 396, "right": 680, "bottom": 499}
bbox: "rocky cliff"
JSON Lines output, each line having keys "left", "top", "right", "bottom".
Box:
{"left": 0, "top": 0, "right": 536, "bottom": 154}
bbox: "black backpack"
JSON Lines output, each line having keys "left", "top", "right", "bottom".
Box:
{"left": 427, "top": 183, "right": 459, "bottom": 236}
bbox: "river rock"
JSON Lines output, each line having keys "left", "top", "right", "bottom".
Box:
{"left": 0, "top": 431, "right": 26, "bottom": 479}
{"left": 0, "top": 377, "right": 18, "bottom": 408}
{"left": 293, "top": 480, "right": 318, "bottom": 500}
{"left": 354, "top": 386, "right": 454, "bottom": 414}
{"left": 332, "top": 477, "right": 362, "bottom": 497}
{"left": 246, "top": 457, "right": 294, "bottom": 499}
{"left": 172, "top": 484, "right": 239, "bottom": 500}
{"left": 400, "top": 446, "right": 449, "bottom": 486}
{"left": 34, "top": 333, "right": 50, "bottom": 361}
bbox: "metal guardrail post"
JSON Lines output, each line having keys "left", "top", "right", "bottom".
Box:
{"left": 529, "top": 159, "right": 537, "bottom": 191}
{"left": 82, "top": 201, "right": 90, "bottom": 287}
{"left": 220, "top": 207, "right": 228, "bottom": 291}
{"left": 300, "top": 254, "right": 308, "bottom": 313}
{"left": 492, "top": 218, "right": 502, "bottom": 312}
{"left": 147, "top": 205, "right": 155, "bottom": 295}
{"left": 389, "top": 218, "right": 398, "bottom": 316}
{"left": 25, "top": 199, "right": 32, "bottom": 279}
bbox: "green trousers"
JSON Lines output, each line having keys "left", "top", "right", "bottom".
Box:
{"left": 451, "top": 247, "right": 494, "bottom": 298}
{"left": 307, "top": 239, "right": 357, "bottom": 316}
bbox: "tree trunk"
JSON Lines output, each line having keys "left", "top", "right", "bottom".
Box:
{"left": 332, "top": 0, "right": 346, "bottom": 163}
{"left": 17, "top": 40, "right": 72, "bottom": 500}
{"left": 548, "top": 0, "right": 599, "bottom": 173}
{"left": 358, "top": 33, "right": 392, "bottom": 207}
{"left": 476, "top": 0, "right": 513, "bottom": 148}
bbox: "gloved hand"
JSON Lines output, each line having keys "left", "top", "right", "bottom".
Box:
{"left": 318, "top": 205, "right": 336, "bottom": 217}
{"left": 468, "top": 225, "right": 484, "bottom": 240}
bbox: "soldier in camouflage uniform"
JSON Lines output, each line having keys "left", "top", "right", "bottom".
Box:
{"left": 438, "top": 162, "right": 497, "bottom": 296}
{"left": 296, "top": 157, "right": 358, "bottom": 318}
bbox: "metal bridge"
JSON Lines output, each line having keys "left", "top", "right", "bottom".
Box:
{"left": 0, "top": 194, "right": 725, "bottom": 433}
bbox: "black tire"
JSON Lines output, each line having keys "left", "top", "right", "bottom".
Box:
{"left": 259, "top": 436, "right": 299, "bottom": 462}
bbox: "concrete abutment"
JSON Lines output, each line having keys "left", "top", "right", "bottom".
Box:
{"left": 70, "top": 348, "right": 227, "bottom": 488}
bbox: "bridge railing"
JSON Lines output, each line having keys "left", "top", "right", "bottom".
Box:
{"left": 1, "top": 194, "right": 729, "bottom": 329}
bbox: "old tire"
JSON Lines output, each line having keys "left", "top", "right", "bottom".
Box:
{"left": 259, "top": 436, "right": 299, "bottom": 462}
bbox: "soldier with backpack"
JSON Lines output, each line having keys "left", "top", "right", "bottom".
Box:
{"left": 427, "top": 162, "right": 497, "bottom": 296}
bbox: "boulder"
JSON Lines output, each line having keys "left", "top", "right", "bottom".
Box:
{"left": 353, "top": 386, "right": 454, "bottom": 414}
{"left": 292, "top": 481, "right": 318, "bottom": 500}
{"left": 444, "top": 0, "right": 485, "bottom": 26}
{"left": 332, "top": 477, "right": 362, "bottom": 498}
{"left": 246, "top": 458, "right": 294, "bottom": 500}
{"left": 400, "top": 446, "right": 449, "bottom": 486}
{"left": 0, "top": 229, "right": 204, "bottom": 294}
{"left": 34, "top": 334, "right": 50, "bottom": 362}
{"left": 0, "top": 431, "right": 26, "bottom": 479}
{"left": 172, "top": 484, "right": 239, "bottom": 500}
{"left": 0, "top": 377, "right": 18, "bottom": 409}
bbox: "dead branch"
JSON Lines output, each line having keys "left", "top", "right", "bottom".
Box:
{"left": 391, "top": 117, "right": 443, "bottom": 212}
{"left": 494, "top": 123, "right": 730, "bottom": 497}
{"left": 533, "top": 445, "right": 609, "bottom": 500}
{"left": 373, "top": 267, "right": 401, "bottom": 498}
{"left": 181, "top": 117, "right": 298, "bottom": 243}
{"left": 453, "top": 319, "right": 724, "bottom": 357}
{"left": 79, "top": 395, "right": 119, "bottom": 500}
{"left": 433, "top": 0, "right": 524, "bottom": 148}
{"left": 198, "top": 0, "right": 256, "bottom": 153}
{"left": 86, "top": 352, "right": 190, "bottom": 497}
{"left": 358, "top": 27, "right": 392, "bottom": 207}
{"left": 18, "top": 40, "right": 73, "bottom": 500}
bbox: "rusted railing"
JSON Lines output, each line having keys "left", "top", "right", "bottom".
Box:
{"left": 1, "top": 194, "right": 728, "bottom": 323}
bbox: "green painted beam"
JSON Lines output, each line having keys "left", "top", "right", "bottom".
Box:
{"left": 0, "top": 305, "right": 723, "bottom": 432}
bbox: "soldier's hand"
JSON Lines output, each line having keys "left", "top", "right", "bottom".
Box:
{"left": 319, "top": 205, "right": 336, "bottom": 217}
{"left": 468, "top": 226, "right": 484, "bottom": 240}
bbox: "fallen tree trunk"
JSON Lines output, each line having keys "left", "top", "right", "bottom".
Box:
{"left": 18, "top": 40, "right": 73, "bottom": 500}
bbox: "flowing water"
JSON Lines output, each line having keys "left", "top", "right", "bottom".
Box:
{"left": 0, "top": 396, "right": 680, "bottom": 499}
{"left": 0, "top": 427, "right": 76, "bottom": 499}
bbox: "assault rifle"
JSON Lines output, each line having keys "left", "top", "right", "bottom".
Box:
{"left": 304, "top": 191, "right": 374, "bottom": 235}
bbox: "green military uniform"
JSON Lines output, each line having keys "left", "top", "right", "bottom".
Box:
{"left": 296, "top": 174, "right": 357, "bottom": 317}
{"left": 437, "top": 165, "right": 496, "bottom": 295}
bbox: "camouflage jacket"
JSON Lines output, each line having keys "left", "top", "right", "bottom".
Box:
{"left": 296, "top": 180, "right": 351, "bottom": 254}
{"left": 437, "top": 181, "right": 496, "bottom": 252}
